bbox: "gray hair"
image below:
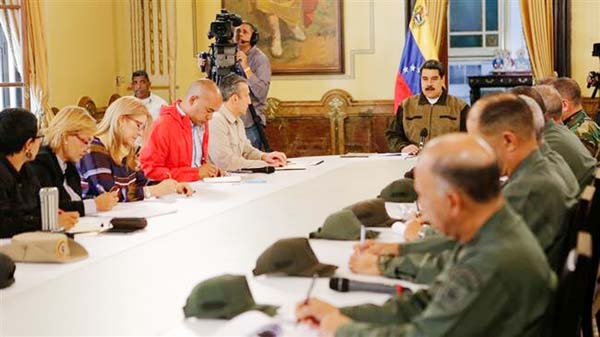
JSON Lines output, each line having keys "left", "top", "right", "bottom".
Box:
{"left": 218, "top": 74, "right": 247, "bottom": 102}
{"left": 518, "top": 95, "right": 545, "bottom": 141}
{"left": 534, "top": 85, "right": 563, "bottom": 120}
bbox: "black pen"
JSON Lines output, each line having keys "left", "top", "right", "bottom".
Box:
{"left": 313, "top": 160, "right": 324, "bottom": 166}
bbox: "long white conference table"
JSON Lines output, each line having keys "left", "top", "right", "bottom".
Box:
{"left": 0, "top": 155, "right": 419, "bottom": 336}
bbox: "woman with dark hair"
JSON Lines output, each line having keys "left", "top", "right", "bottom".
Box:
{"left": 0, "top": 108, "right": 78, "bottom": 238}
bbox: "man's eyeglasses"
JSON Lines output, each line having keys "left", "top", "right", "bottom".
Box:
{"left": 126, "top": 116, "right": 146, "bottom": 131}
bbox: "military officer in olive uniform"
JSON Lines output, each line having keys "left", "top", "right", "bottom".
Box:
{"left": 535, "top": 84, "right": 597, "bottom": 188}
{"left": 351, "top": 93, "right": 576, "bottom": 284}
{"left": 551, "top": 77, "right": 600, "bottom": 159}
{"left": 385, "top": 60, "right": 469, "bottom": 154}
{"left": 295, "top": 133, "right": 556, "bottom": 337}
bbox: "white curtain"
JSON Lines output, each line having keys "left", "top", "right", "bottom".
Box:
{"left": 0, "top": 0, "right": 51, "bottom": 124}
{"left": 24, "top": 0, "right": 52, "bottom": 123}
{"left": 0, "top": 0, "right": 23, "bottom": 77}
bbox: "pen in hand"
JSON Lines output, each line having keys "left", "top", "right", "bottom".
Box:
{"left": 360, "top": 225, "right": 366, "bottom": 248}
{"left": 304, "top": 273, "right": 318, "bottom": 305}
{"left": 297, "top": 273, "right": 320, "bottom": 327}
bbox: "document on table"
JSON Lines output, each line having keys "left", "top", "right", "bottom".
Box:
{"left": 66, "top": 217, "right": 112, "bottom": 234}
{"left": 212, "top": 311, "right": 318, "bottom": 337}
{"left": 275, "top": 163, "right": 307, "bottom": 171}
{"left": 91, "top": 201, "right": 177, "bottom": 218}
{"left": 203, "top": 176, "right": 243, "bottom": 183}
{"left": 276, "top": 159, "right": 325, "bottom": 170}
{"left": 340, "top": 152, "right": 371, "bottom": 158}
{"left": 340, "top": 152, "right": 410, "bottom": 158}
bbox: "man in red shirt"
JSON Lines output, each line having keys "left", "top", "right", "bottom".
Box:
{"left": 140, "top": 79, "right": 223, "bottom": 182}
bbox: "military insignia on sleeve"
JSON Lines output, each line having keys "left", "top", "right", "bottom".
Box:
{"left": 434, "top": 266, "right": 482, "bottom": 313}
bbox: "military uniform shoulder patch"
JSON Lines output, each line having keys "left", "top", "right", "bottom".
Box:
{"left": 432, "top": 265, "right": 483, "bottom": 314}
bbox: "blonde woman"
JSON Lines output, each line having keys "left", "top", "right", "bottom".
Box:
{"left": 31, "top": 106, "right": 119, "bottom": 216}
{"left": 78, "top": 97, "right": 192, "bottom": 202}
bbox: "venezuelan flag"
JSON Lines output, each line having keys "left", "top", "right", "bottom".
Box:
{"left": 394, "top": 0, "right": 439, "bottom": 114}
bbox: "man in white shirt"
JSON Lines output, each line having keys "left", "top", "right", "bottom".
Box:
{"left": 208, "top": 74, "right": 286, "bottom": 171}
{"left": 131, "top": 70, "right": 168, "bottom": 121}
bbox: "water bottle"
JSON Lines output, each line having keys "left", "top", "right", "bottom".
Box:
{"left": 39, "top": 187, "right": 59, "bottom": 231}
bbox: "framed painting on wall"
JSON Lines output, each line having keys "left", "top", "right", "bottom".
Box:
{"left": 219, "top": 0, "right": 344, "bottom": 75}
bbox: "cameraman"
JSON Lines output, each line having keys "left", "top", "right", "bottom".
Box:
{"left": 198, "top": 21, "right": 272, "bottom": 150}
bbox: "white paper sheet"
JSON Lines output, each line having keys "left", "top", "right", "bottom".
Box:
{"left": 66, "top": 217, "right": 112, "bottom": 234}
{"left": 91, "top": 201, "right": 177, "bottom": 218}
{"left": 275, "top": 164, "right": 306, "bottom": 171}
{"left": 203, "top": 176, "right": 243, "bottom": 183}
{"left": 212, "top": 311, "right": 318, "bottom": 337}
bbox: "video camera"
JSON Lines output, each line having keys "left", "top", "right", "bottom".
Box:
{"left": 588, "top": 43, "right": 600, "bottom": 98}
{"left": 197, "top": 9, "right": 272, "bottom": 152}
{"left": 199, "top": 9, "right": 243, "bottom": 83}
{"left": 587, "top": 72, "right": 600, "bottom": 93}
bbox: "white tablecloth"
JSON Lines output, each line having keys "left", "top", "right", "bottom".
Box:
{"left": 0, "top": 155, "right": 418, "bottom": 336}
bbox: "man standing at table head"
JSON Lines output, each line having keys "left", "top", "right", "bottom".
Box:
{"left": 385, "top": 60, "right": 469, "bottom": 155}
{"left": 140, "top": 79, "right": 223, "bottom": 182}
{"left": 131, "top": 70, "right": 168, "bottom": 121}
{"left": 295, "top": 133, "right": 555, "bottom": 337}
{"left": 208, "top": 74, "right": 286, "bottom": 171}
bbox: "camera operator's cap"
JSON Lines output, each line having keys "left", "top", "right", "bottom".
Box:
{"left": 183, "top": 274, "right": 278, "bottom": 319}
{"left": 345, "top": 198, "right": 395, "bottom": 227}
{"left": 253, "top": 238, "right": 337, "bottom": 277}
{"left": 0, "top": 252, "right": 16, "bottom": 289}
{"left": 310, "top": 209, "right": 380, "bottom": 240}
{"left": 378, "top": 178, "right": 417, "bottom": 203}
{"left": 0, "top": 232, "right": 88, "bottom": 263}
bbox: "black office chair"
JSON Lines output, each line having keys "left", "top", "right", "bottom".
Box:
{"left": 581, "top": 184, "right": 598, "bottom": 337}
{"left": 556, "top": 185, "right": 594, "bottom": 278}
{"left": 550, "top": 231, "right": 594, "bottom": 337}
{"left": 587, "top": 168, "right": 600, "bottom": 336}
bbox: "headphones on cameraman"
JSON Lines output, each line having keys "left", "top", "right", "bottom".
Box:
{"left": 243, "top": 21, "right": 260, "bottom": 46}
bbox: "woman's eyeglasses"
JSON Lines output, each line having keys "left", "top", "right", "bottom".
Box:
{"left": 126, "top": 116, "right": 146, "bottom": 131}
{"left": 72, "top": 134, "right": 92, "bottom": 147}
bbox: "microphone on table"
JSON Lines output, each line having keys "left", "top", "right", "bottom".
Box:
{"left": 329, "top": 277, "right": 411, "bottom": 296}
{"left": 419, "top": 128, "right": 428, "bottom": 149}
{"left": 239, "top": 166, "right": 275, "bottom": 174}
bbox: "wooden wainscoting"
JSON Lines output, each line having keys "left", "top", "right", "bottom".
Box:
{"left": 264, "top": 89, "right": 394, "bottom": 157}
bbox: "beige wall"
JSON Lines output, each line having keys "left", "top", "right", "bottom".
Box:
{"left": 177, "top": 0, "right": 405, "bottom": 101}
{"left": 44, "top": 0, "right": 406, "bottom": 107}
{"left": 44, "top": 0, "right": 120, "bottom": 108}
{"left": 571, "top": 0, "right": 600, "bottom": 98}
{"left": 43, "top": 0, "right": 600, "bottom": 107}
